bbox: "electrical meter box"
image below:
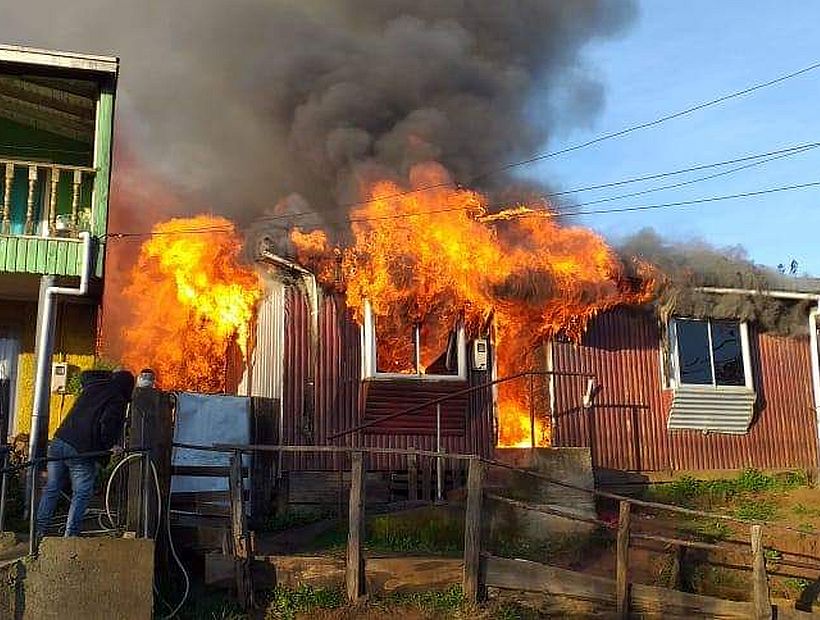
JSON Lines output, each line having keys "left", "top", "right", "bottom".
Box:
{"left": 51, "top": 362, "right": 68, "bottom": 394}
{"left": 471, "top": 339, "right": 488, "bottom": 371}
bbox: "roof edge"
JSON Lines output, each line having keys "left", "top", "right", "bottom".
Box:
{"left": 0, "top": 44, "right": 119, "bottom": 75}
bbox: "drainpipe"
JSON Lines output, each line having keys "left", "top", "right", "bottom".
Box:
{"left": 809, "top": 304, "right": 820, "bottom": 480}
{"left": 26, "top": 232, "right": 92, "bottom": 503}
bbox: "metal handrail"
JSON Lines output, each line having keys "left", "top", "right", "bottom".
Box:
{"left": 328, "top": 369, "right": 594, "bottom": 440}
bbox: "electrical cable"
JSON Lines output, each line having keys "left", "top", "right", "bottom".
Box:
{"left": 246, "top": 59, "right": 820, "bottom": 222}
{"left": 104, "top": 453, "right": 190, "bottom": 619}
{"left": 101, "top": 139, "right": 820, "bottom": 238}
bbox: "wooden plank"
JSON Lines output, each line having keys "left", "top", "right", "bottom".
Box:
{"left": 0, "top": 237, "right": 7, "bottom": 270}
{"left": 65, "top": 240, "right": 78, "bottom": 275}
{"left": 407, "top": 452, "right": 418, "bottom": 502}
{"left": 482, "top": 555, "right": 755, "bottom": 619}
{"left": 35, "top": 238, "right": 47, "bottom": 272}
{"left": 171, "top": 465, "right": 247, "bottom": 477}
{"left": 751, "top": 525, "right": 772, "bottom": 620}
{"left": 55, "top": 240, "right": 67, "bottom": 274}
{"left": 229, "top": 452, "right": 254, "bottom": 609}
{"left": 15, "top": 238, "right": 27, "bottom": 272}
{"left": 631, "top": 532, "right": 720, "bottom": 552}
{"left": 92, "top": 87, "right": 115, "bottom": 245}
{"left": 4, "top": 237, "right": 16, "bottom": 271}
{"left": 45, "top": 238, "right": 58, "bottom": 271}
{"left": 616, "top": 500, "right": 631, "bottom": 619}
{"left": 25, "top": 237, "right": 38, "bottom": 271}
{"left": 422, "top": 456, "right": 432, "bottom": 502}
{"left": 346, "top": 451, "right": 365, "bottom": 601}
{"left": 463, "top": 457, "right": 484, "bottom": 603}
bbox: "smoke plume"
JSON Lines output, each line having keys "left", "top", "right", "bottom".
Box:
{"left": 619, "top": 228, "right": 817, "bottom": 336}
{"left": 1, "top": 1, "right": 636, "bottom": 229}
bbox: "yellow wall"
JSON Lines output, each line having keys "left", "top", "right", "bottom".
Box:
{"left": 2, "top": 300, "right": 97, "bottom": 439}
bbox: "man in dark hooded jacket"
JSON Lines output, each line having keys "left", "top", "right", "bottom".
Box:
{"left": 35, "top": 369, "right": 135, "bottom": 538}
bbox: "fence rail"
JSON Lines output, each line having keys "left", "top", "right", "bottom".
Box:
{"left": 174, "top": 442, "right": 820, "bottom": 617}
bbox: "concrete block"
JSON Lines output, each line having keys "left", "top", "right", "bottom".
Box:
{"left": 488, "top": 448, "right": 597, "bottom": 540}
{"left": 20, "top": 537, "right": 154, "bottom": 619}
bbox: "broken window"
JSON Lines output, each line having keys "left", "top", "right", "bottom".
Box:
{"left": 365, "top": 302, "right": 464, "bottom": 379}
{"left": 671, "top": 318, "right": 748, "bottom": 387}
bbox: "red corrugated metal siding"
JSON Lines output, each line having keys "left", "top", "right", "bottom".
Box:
{"left": 552, "top": 308, "right": 818, "bottom": 472}
{"left": 280, "top": 287, "right": 494, "bottom": 471}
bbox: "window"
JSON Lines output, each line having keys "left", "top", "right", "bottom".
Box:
{"left": 362, "top": 301, "right": 466, "bottom": 380}
{"left": 669, "top": 318, "right": 751, "bottom": 389}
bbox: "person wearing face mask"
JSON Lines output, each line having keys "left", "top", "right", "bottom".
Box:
{"left": 35, "top": 369, "right": 135, "bottom": 538}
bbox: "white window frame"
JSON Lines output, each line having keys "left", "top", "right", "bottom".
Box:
{"left": 668, "top": 317, "right": 753, "bottom": 390}
{"left": 361, "top": 300, "right": 467, "bottom": 381}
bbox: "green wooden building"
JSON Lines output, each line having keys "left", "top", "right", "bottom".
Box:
{"left": 0, "top": 44, "right": 118, "bottom": 439}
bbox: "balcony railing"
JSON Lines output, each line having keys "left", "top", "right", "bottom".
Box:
{"left": 0, "top": 158, "right": 96, "bottom": 238}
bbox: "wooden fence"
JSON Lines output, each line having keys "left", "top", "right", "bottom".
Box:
{"left": 207, "top": 444, "right": 820, "bottom": 618}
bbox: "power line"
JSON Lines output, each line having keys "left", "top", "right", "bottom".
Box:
{"left": 255, "top": 59, "right": 820, "bottom": 222}
{"left": 248, "top": 139, "right": 820, "bottom": 228}
{"left": 106, "top": 178, "right": 820, "bottom": 239}
{"left": 346, "top": 179, "right": 820, "bottom": 223}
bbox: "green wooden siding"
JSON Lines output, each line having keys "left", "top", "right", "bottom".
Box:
{"left": 0, "top": 236, "right": 85, "bottom": 276}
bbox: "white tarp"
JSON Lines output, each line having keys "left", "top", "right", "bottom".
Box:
{"left": 170, "top": 392, "right": 251, "bottom": 494}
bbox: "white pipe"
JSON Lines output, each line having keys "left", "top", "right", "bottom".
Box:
{"left": 810, "top": 305, "right": 820, "bottom": 475}
{"left": 28, "top": 232, "right": 92, "bottom": 466}
{"left": 695, "top": 286, "right": 820, "bottom": 301}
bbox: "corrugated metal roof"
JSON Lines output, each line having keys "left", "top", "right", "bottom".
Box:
{"left": 668, "top": 387, "right": 756, "bottom": 434}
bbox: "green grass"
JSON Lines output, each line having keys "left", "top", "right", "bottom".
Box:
{"left": 374, "top": 584, "right": 466, "bottom": 616}
{"left": 302, "top": 506, "right": 465, "bottom": 556}
{"left": 648, "top": 468, "right": 808, "bottom": 510}
{"left": 262, "top": 507, "right": 334, "bottom": 533}
{"left": 733, "top": 498, "right": 778, "bottom": 522}
{"left": 493, "top": 527, "right": 613, "bottom": 566}
{"left": 265, "top": 585, "right": 344, "bottom": 620}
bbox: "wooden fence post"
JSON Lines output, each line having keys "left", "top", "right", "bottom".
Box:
{"left": 751, "top": 525, "right": 773, "bottom": 620}
{"left": 421, "top": 455, "right": 432, "bottom": 503}
{"left": 616, "top": 500, "right": 631, "bottom": 619}
{"left": 347, "top": 451, "right": 365, "bottom": 601}
{"left": 229, "top": 451, "right": 254, "bottom": 609}
{"left": 408, "top": 451, "right": 418, "bottom": 502}
{"left": 463, "top": 457, "right": 485, "bottom": 603}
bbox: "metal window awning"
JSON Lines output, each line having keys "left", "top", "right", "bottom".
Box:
{"left": 667, "top": 386, "right": 756, "bottom": 434}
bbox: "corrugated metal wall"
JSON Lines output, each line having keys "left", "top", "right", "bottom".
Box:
{"left": 276, "top": 285, "right": 494, "bottom": 471}
{"left": 552, "top": 308, "right": 818, "bottom": 472}
{"left": 239, "top": 279, "right": 285, "bottom": 400}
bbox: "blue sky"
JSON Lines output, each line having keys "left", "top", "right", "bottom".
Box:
{"left": 525, "top": 1, "right": 820, "bottom": 274}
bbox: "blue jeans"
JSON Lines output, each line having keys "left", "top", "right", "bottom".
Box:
{"left": 35, "top": 438, "right": 97, "bottom": 537}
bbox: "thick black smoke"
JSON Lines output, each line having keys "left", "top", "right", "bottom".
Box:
{"left": 1, "top": 1, "right": 635, "bottom": 230}
{"left": 619, "top": 228, "right": 817, "bottom": 335}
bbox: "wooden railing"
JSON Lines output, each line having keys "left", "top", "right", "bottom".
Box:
{"left": 175, "top": 443, "right": 820, "bottom": 618}
{"left": 0, "top": 157, "right": 95, "bottom": 236}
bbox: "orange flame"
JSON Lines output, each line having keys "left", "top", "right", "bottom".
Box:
{"left": 292, "top": 162, "right": 653, "bottom": 447}
{"left": 120, "top": 215, "right": 262, "bottom": 392}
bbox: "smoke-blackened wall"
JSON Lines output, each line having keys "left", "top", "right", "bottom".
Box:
{"left": 1, "top": 1, "right": 635, "bottom": 227}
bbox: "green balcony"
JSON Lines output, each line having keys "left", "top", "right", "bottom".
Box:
{"left": 0, "top": 45, "right": 117, "bottom": 279}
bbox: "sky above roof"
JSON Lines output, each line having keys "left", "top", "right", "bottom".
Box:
{"left": 525, "top": 0, "right": 820, "bottom": 275}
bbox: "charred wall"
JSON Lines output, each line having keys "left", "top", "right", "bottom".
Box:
{"left": 279, "top": 287, "right": 494, "bottom": 472}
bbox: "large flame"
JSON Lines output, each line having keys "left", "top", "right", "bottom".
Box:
{"left": 120, "top": 215, "right": 262, "bottom": 392}
{"left": 292, "top": 162, "right": 653, "bottom": 447}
